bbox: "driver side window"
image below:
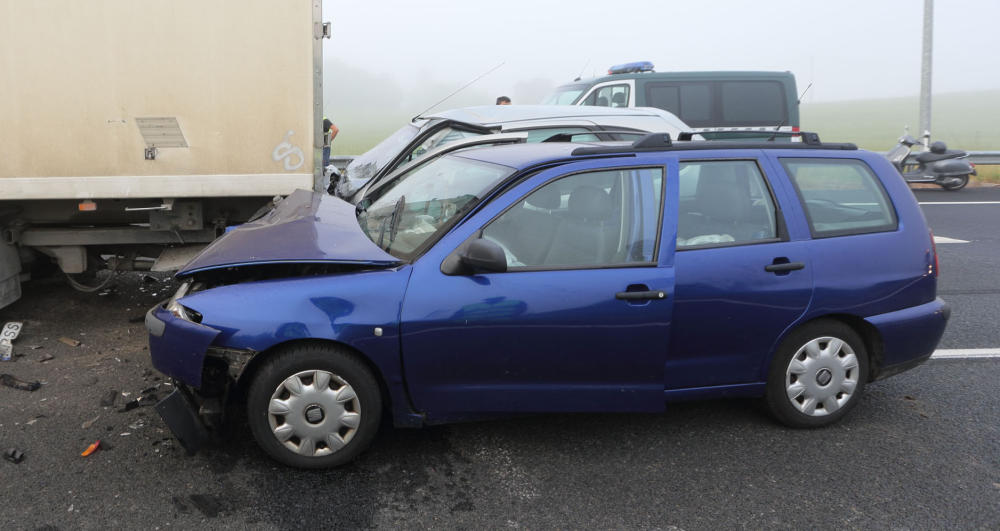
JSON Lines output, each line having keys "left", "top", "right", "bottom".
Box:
{"left": 582, "top": 84, "right": 631, "bottom": 108}
{"left": 481, "top": 167, "right": 663, "bottom": 269}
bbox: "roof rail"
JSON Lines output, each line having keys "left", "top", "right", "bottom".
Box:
{"left": 676, "top": 130, "right": 821, "bottom": 144}
{"left": 571, "top": 131, "right": 857, "bottom": 156}
{"left": 541, "top": 130, "right": 647, "bottom": 142}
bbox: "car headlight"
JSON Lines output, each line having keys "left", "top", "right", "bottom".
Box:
{"left": 165, "top": 281, "right": 195, "bottom": 321}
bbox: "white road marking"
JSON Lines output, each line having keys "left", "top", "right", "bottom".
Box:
{"left": 918, "top": 201, "right": 1000, "bottom": 205}
{"left": 933, "top": 236, "right": 970, "bottom": 244}
{"left": 931, "top": 349, "right": 1000, "bottom": 359}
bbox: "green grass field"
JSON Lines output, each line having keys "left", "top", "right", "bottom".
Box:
{"left": 801, "top": 89, "right": 1000, "bottom": 151}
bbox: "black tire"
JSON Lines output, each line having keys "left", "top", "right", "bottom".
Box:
{"left": 765, "top": 320, "right": 869, "bottom": 428}
{"left": 246, "top": 343, "right": 382, "bottom": 469}
{"left": 940, "top": 174, "right": 969, "bottom": 191}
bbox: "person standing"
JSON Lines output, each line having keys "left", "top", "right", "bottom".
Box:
{"left": 322, "top": 117, "right": 339, "bottom": 169}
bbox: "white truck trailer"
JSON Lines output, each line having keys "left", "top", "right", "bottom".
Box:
{"left": 0, "top": 0, "right": 330, "bottom": 309}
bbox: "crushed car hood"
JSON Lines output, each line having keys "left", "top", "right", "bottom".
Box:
{"left": 177, "top": 189, "right": 400, "bottom": 277}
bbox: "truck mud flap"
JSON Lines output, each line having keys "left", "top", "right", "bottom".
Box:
{"left": 155, "top": 388, "right": 210, "bottom": 455}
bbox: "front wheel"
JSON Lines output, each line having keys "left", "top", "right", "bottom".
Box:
{"left": 939, "top": 174, "right": 969, "bottom": 191}
{"left": 765, "top": 320, "right": 869, "bottom": 428}
{"left": 246, "top": 344, "right": 382, "bottom": 468}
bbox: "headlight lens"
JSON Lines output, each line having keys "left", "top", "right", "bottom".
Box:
{"left": 165, "top": 281, "right": 193, "bottom": 321}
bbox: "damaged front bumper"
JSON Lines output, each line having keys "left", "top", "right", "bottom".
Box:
{"left": 146, "top": 304, "right": 220, "bottom": 388}
{"left": 146, "top": 303, "right": 254, "bottom": 453}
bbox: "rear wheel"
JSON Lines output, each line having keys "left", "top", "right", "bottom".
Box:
{"left": 246, "top": 344, "right": 382, "bottom": 468}
{"left": 939, "top": 174, "right": 969, "bottom": 191}
{"left": 765, "top": 320, "right": 869, "bottom": 428}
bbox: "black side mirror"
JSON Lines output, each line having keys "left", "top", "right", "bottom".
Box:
{"left": 460, "top": 238, "right": 507, "bottom": 273}
{"left": 441, "top": 238, "right": 507, "bottom": 275}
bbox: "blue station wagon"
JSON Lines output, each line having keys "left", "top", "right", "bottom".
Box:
{"left": 147, "top": 133, "right": 949, "bottom": 468}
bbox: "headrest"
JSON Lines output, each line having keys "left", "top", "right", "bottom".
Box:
{"left": 568, "top": 186, "right": 612, "bottom": 220}
{"left": 525, "top": 183, "right": 561, "bottom": 209}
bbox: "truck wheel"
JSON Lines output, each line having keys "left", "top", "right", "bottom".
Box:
{"left": 765, "top": 320, "right": 869, "bottom": 428}
{"left": 940, "top": 174, "right": 969, "bottom": 191}
{"left": 246, "top": 344, "right": 381, "bottom": 468}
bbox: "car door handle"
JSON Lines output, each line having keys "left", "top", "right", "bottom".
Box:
{"left": 615, "top": 290, "right": 667, "bottom": 301}
{"left": 764, "top": 262, "right": 805, "bottom": 273}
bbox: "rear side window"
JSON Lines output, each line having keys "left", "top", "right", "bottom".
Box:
{"left": 720, "top": 81, "right": 787, "bottom": 125}
{"left": 781, "top": 158, "right": 897, "bottom": 237}
{"left": 676, "top": 160, "right": 779, "bottom": 248}
{"left": 645, "top": 83, "right": 712, "bottom": 126}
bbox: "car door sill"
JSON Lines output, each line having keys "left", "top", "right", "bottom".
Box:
{"left": 663, "top": 382, "right": 765, "bottom": 402}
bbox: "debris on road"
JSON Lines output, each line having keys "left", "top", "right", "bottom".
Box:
{"left": 81, "top": 440, "right": 101, "bottom": 457}
{"left": 38, "top": 353, "right": 54, "bottom": 363}
{"left": 58, "top": 337, "right": 81, "bottom": 347}
{"left": 119, "top": 399, "right": 140, "bottom": 412}
{"left": 100, "top": 390, "right": 119, "bottom": 407}
{"left": 81, "top": 415, "right": 100, "bottom": 429}
{"left": 1, "top": 321, "right": 24, "bottom": 361}
{"left": 1, "top": 373, "right": 41, "bottom": 392}
{"left": 4, "top": 448, "right": 25, "bottom": 464}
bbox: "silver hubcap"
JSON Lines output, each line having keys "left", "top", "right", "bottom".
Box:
{"left": 267, "top": 370, "right": 361, "bottom": 457}
{"left": 785, "top": 336, "right": 859, "bottom": 417}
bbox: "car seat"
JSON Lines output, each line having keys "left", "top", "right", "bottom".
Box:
{"left": 544, "top": 185, "right": 618, "bottom": 266}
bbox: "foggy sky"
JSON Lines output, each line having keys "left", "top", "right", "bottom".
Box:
{"left": 321, "top": 0, "right": 1000, "bottom": 112}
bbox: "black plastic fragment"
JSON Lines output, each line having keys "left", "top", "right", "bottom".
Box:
{"left": 1, "top": 374, "right": 41, "bottom": 392}
{"left": 4, "top": 448, "right": 25, "bottom": 464}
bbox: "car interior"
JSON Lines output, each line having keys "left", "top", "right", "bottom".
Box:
{"left": 483, "top": 170, "right": 660, "bottom": 268}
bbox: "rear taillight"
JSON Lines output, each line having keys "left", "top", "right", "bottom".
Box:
{"left": 930, "top": 230, "right": 939, "bottom": 277}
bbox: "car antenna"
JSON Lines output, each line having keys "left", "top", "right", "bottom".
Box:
{"left": 574, "top": 59, "right": 590, "bottom": 82}
{"left": 768, "top": 82, "right": 814, "bottom": 141}
{"left": 411, "top": 62, "right": 505, "bottom": 123}
{"left": 797, "top": 82, "right": 813, "bottom": 104}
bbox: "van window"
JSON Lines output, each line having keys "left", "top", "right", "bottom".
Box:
{"left": 781, "top": 158, "right": 897, "bottom": 237}
{"left": 582, "top": 84, "right": 630, "bottom": 108}
{"left": 644, "top": 82, "right": 711, "bottom": 126}
{"left": 721, "top": 81, "right": 787, "bottom": 126}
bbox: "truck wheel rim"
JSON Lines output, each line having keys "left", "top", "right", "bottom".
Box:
{"left": 784, "top": 336, "right": 859, "bottom": 417}
{"left": 266, "top": 370, "right": 361, "bottom": 457}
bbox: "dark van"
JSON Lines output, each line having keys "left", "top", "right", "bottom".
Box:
{"left": 543, "top": 62, "right": 800, "bottom": 133}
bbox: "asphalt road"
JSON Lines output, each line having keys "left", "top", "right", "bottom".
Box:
{"left": 1, "top": 185, "right": 997, "bottom": 530}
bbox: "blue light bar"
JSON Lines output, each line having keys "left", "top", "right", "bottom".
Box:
{"left": 608, "top": 61, "right": 655, "bottom": 75}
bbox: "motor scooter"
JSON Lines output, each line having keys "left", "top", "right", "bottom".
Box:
{"left": 886, "top": 132, "right": 976, "bottom": 191}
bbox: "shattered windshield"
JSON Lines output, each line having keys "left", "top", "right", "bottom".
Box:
{"left": 342, "top": 122, "right": 425, "bottom": 188}
{"left": 357, "top": 155, "right": 513, "bottom": 260}
{"left": 541, "top": 84, "right": 587, "bottom": 105}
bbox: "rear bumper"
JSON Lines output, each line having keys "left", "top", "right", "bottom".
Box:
{"left": 866, "top": 297, "right": 950, "bottom": 380}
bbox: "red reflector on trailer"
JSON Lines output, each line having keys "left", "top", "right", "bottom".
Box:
{"left": 78, "top": 200, "right": 97, "bottom": 212}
